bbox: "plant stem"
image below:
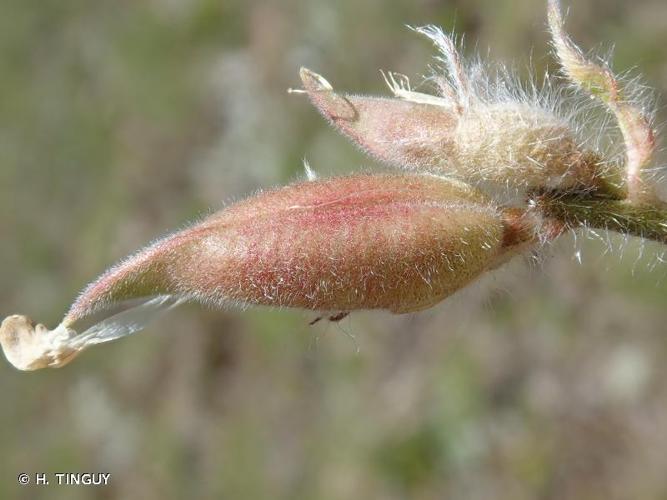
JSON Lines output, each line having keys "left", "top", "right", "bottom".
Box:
{"left": 534, "top": 191, "right": 667, "bottom": 245}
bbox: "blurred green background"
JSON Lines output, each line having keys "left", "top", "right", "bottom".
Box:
{"left": 2, "top": 0, "right": 667, "bottom": 499}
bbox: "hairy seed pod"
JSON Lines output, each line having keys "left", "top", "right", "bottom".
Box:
{"left": 68, "top": 174, "right": 515, "bottom": 319}
{"left": 300, "top": 65, "right": 600, "bottom": 190}
{"left": 1, "top": 174, "right": 531, "bottom": 370}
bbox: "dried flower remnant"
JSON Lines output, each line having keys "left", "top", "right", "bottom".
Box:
{"left": 0, "top": 297, "right": 179, "bottom": 371}
{"left": 1, "top": 174, "right": 533, "bottom": 370}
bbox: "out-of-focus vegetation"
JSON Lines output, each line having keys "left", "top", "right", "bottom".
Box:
{"left": 2, "top": 0, "right": 667, "bottom": 499}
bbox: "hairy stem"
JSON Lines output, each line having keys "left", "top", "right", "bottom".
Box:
{"left": 535, "top": 191, "right": 667, "bottom": 245}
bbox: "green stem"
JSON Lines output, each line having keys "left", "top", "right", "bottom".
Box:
{"left": 534, "top": 191, "right": 667, "bottom": 245}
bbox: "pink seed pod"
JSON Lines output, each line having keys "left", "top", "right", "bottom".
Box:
{"left": 1, "top": 174, "right": 531, "bottom": 370}
{"left": 69, "top": 174, "right": 516, "bottom": 318}
{"left": 300, "top": 35, "right": 603, "bottom": 191}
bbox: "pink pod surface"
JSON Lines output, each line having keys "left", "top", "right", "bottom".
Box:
{"left": 65, "top": 174, "right": 514, "bottom": 323}
{"left": 300, "top": 68, "right": 602, "bottom": 190}
{"left": 300, "top": 68, "right": 458, "bottom": 174}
